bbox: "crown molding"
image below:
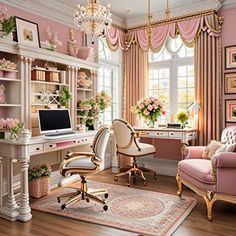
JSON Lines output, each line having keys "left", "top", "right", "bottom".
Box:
{"left": 1, "top": 0, "right": 126, "bottom": 29}
{"left": 222, "top": 0, "right": 236, "bottom": 9}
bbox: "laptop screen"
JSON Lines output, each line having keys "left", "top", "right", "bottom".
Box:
{"left": 38, "top": 109, "right": 72, "bottom": 134}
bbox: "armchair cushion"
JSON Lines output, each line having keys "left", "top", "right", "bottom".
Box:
{"left": 202, "top": 140, "right": 222, "bottom": 159}
{"left": 66, "top": 156, "right": 96, "bottom": 169}
{"left": 178, "top": 159, "right": 215, "bottom": 184}
{"left": 212, "top": 152, "right": 236, "bottom": 168}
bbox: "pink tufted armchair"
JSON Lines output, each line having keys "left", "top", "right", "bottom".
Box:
{"left": 176, "top": 126, "right": 236, "bottom": 220}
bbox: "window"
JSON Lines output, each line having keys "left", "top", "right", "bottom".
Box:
{"left": 98, "top": 38, "right": 122, "bottom": 125}
{"left": 148, "top": 36, "right": 194, "bottom": 122}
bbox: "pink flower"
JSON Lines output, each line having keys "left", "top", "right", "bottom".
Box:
{"left": 143, "top": 109, "right": 150, "bottom": 116}
{"left": 139, "top": 103, "right": 144, "bottom": 109}
{"left": 147, "top": 104, "right": 153, "bottom": 111}
{"left": 145, "top": 98, "right": 151, "bottom": 106}
{"left": 154, "top": 100, "right": 160, "bottom": 106}
{"left": 153, "top": 105, "right": 157, "bottom": 110}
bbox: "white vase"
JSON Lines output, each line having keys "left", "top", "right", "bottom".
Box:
{"left": 1, "top": 33, "right": 13, "bottom": 41}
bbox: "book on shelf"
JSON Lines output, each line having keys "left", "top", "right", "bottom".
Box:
{"left": 31, "top": 67, "right": 46, "bottom": 81}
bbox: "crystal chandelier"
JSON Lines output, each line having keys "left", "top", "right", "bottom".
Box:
{"left": 74, "top": 0, "right": 112, "bottom": 44}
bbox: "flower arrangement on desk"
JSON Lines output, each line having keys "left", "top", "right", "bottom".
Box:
{"left": 0, "top": 118, "right": 24, "bottom": 139}
{"left": 28, "top": 164, "right": 51, "bottom": 198}
{"left": 176, "top": 110, "right": 189, "bottom": 128}
{"left": 131, "top": 96, "right": 166, "bottom": 128}
{"left": 0, "top": 6, "right": 15, "bottom": 38}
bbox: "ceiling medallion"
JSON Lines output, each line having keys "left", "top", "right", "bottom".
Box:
{"left": 74, "top": 0, "right": 112, "bottom": 44}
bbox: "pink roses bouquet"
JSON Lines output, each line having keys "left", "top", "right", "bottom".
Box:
{"left": 0, "top": 118, "right": 24, "bottom": 139}
{"left": 131, "top": 96, "right": 165, "bottom": 124}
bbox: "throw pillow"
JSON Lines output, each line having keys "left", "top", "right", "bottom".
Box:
{"left": 202, "top": 140, "right": 222, "bottom": 159}
{"left": 215, "top": 143, "right": 236, "bottom": 154}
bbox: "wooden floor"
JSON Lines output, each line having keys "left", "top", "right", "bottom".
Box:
{"left": 0, "top": 169, "right": 236, "bottom": 236}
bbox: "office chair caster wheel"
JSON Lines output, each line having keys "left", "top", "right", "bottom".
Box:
{"left": 86, "top": 198, "right": 90, "bottom": 203}
{"left": 103, "top": 205, "right": 108, "bottom": 211}
{"left": 143, "top": 181, "right": 147, "bottom": 186}
{"left": 114, "top": 176, "right": 118, "bottom": 182}
{"left": 104, "top": 193, "right": 109, "bottom": 199}
{"left": 57, "top": 197, "right": 61, "bottom": 203}
{"left": 61, "top": 204, "right": 66, "bottom": 210}
{"left": 126, "top": 182, "right": 130, "bottom": 187}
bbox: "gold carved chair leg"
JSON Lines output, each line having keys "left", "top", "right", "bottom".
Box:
{"left": 114, "top": 156, "right": 157, "bottom": 186}
{"left": 176, "top": 174, "right": 183, "bottom": 197}
{"left": 203, "top": 191, "right": 216, "bottom": 221}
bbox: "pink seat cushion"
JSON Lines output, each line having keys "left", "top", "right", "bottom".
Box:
{"left": 178, "top": 159, "right": 215, "bottom": 184}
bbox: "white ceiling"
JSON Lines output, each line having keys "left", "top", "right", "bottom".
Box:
{"left": 3, "top": 0, "right": 236, "bottom": 28}
{"left": 52, "top": 0, "right": 235, "bottom": 27}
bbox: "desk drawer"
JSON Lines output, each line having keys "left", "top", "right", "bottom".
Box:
{"left": 187, "top": 132, "right": 196, "bottom": 139}
{"left": 140, "top": 131, "right": 168, "bottom": 137}
{"left": 29, "top": 144, "right": 43, "bottom": 154}
{"left": 76, "top": 137, "right": 93, "bottom": 145}
{"left": 168, "top": 132, "right": 183, "bottom": 138}
{"left": 155, "top": 131, "right": 169, "bottom": 137}
{"left": 44, "top": 143, "right": 57, "bottom": 150}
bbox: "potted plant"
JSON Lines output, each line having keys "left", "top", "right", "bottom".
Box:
{"left": 0, "top": 6, "right": 15, "bottom": 40}
{"left": 131, "top": 96, "right": 166, "bottom": 128}
{"left": 176, "top": 110, "right": 189, "bottom": 128}
{"left": 28, "top": 164, "right": 51, "bottom": 198}
{"left": 59, "top": 87, "right": 72, "bottom": 108}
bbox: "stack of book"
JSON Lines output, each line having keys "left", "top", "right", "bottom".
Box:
{"left": 45, "top": 70, "right": 60, "bottom": 83}
{"left": 31, "top": 67, "right": 46, "bottom": 81}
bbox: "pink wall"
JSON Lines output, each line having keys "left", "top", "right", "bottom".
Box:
{"left": 1, "top": 3, "right": 83, "bottom": 54}
{"left": 220, "top": 7, "right": 236, "bottom": 127}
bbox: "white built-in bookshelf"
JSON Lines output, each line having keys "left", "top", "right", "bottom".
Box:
{"left": 0, "top": 38, "right": 98, "bottom": 136}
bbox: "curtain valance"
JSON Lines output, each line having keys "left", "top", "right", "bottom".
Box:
{"left": 106, "top": 13, "right": 222, "bottom": 52}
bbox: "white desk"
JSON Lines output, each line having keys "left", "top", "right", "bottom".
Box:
{"left": 134, "top": 127, "right": 197, "bottom": 144}
{"left": 0, "top": 129, "right": 96, "bottom": 222}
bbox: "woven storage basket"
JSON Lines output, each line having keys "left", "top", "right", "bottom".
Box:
{"left": 29, "top": 177, "right": 50, "bottom": 198}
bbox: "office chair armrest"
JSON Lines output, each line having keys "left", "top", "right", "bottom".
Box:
{"left": 66, "top": 152, "right": 95, "bottom": 159}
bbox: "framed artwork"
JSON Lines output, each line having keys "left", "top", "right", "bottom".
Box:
{"left": 225, "top": 73, "right": 236, "bottom": 94}
{"left": 15, "top": 17, "right": 40, "bottom": 48}
{"left": 225, "top": 45, "right": 236, "bottom": 69}
{"left": 225, "top": 99, "right": 236, "bottom": 123}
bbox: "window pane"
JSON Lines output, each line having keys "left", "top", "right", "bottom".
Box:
{"left": 178, "top": 77, "right": 187, "bottom": 88}
{"left": 159, "top": 79, "right": 169, "bottom": 89}
{"left": 178, "top": 66, "right": 186, "bottom": 76}
{"left": 159, "top": 68, "right": 169, "bottom": 78}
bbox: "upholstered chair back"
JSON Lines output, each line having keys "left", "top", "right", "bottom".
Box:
{"left": 112, "top": 119, "right": 134, "bottom": 149}
{"left": 221, "top": 126, "right": 236, "bottom": 145}
{"left": 92, "top": 126, "right": 110, "bottom": 160}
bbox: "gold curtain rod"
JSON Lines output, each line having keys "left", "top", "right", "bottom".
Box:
{"left": 126, "top": 9, "right": 216, "bottom": 32}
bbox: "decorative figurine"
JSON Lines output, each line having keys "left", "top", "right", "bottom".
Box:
{"left": 41, "top": 26, "right": 63, "bottom": 51}
{"left": 67, "top": 28, "right": 78, "bottom": 57}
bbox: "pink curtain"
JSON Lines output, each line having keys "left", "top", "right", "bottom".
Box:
{"left": 106, "top": 27, "right": 126, "bottom": 51}
{"left": 195, "top": 14, "right": 222, "bottom": 145}
{"left": 123, "top": 44, "right": 148, "bottom": 126}
{"left": 109, "top": 13, "right": 221, "bottom": 53}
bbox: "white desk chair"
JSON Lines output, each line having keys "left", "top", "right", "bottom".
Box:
{"left": 58, "top": 126, "right": 110, "bottom": 210}
{"left": 112, "top": 119, "right": 157, "bottom": 186}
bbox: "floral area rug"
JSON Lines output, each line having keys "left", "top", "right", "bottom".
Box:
{"left": 30, "top": 181, "right": 196, "bottom": 236}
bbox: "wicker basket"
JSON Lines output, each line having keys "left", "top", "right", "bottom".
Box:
{"left": 29, "top": 177, "right": 50, "bottom": 198}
